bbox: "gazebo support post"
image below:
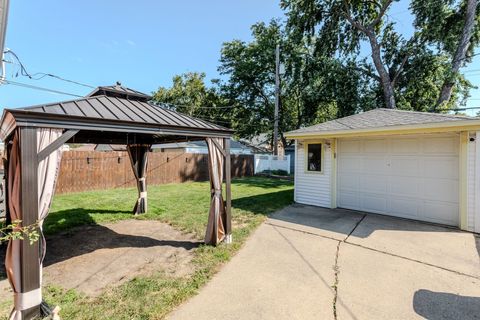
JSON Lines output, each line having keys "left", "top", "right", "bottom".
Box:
{"left": 19, "top": 127, "right": 42, "bottom": 319}
{"left": 224, "top": 138, "right": 232, "bottom": 243}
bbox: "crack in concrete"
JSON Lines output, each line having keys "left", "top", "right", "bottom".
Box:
{"left": 266, "top": 219, "right": 480, "bottom": 281}
{"left": 343, "top": 241, "right": 480, "bottom": 280}
{"left": 332, "top": 214, "right": 367, "bottom": 319}
{"left": 332, "top": 240, "right": 341, "bottom": 320}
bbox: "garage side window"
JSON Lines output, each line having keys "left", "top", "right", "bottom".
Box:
{"left": 307, "top": 143, "right": 322, "bottom": 172}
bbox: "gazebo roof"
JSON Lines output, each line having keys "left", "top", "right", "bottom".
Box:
{"left": 0, "top": 84, "right": 232, "bottom": 142}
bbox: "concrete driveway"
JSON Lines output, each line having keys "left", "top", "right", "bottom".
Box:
{"left": 169, "top": 205, "right": 480, "bottom": 320}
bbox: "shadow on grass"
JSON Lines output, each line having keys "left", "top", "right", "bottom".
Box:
{"left": 44, "top": 208, "right": 132, "bottom": 235}
{"left": 232, "top": 177, "right": 293, "bottom": 190}
{"left": 43, "top": 224, "right": 199, "bottom": 267}
{"left": 232, "top": 189, "right": 294, "bottom": 215}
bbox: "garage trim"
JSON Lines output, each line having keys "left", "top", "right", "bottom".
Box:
{"left": 330, "top": 138, "right": 337, "bottom": 209}
{"left": 459, "top": 131, "right": 468, "bottom": 230}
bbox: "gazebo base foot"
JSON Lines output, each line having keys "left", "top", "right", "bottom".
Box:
{"left": 224, "top": 234, "right": 232, "bottom": 244}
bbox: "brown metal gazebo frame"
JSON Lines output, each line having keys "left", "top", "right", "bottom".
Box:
{"left": 0, "top": 84, "right": 233, "bottom": 320}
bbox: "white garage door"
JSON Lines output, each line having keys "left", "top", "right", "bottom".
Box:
{"left": 337, "top": 134, "right": 459, "bottom": 226}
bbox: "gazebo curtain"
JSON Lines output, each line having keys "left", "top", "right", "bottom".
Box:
{"left": 204, "top": 138, "right": 227, "bottom": 246}
{"left": 37, "top": 128, "right": 63, "bottom": 262}
{"left": 6, "top": 128, "right": 63, "bottom": 320}
{"left": 127, "top": 144, "right": 151, "bottom": 214}
{"left": 5, "top": 130, "right": 23, "bottom": 320}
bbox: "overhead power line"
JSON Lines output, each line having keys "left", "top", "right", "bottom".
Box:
{"left": 450, "top": 106, "right": 480, "bottom": 111}
{"left": 3, "top": 49, "right": 95, "bottom": 88}
{"left": 156, "top": 101, "right": 236, "bottom": 110}
{"left": 2, "top": 79, "right": 83, "bottom": 97}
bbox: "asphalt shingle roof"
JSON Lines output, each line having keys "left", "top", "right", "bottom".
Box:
{"left": 288, "top": 108, "right": 475, "bottom": 135}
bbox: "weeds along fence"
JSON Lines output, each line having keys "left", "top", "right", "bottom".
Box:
{"left": 55, "top": 151, "right": 254, "bottom": 194}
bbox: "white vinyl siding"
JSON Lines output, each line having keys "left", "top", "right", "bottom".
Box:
{"left": 337, "top": 134, "right": 460, "bottom": 226}
{"left": 467, "top": 132, "right": 476, "bottom": 231}
{"left": 294, "top": 140, "right": 332, "bottom": 207}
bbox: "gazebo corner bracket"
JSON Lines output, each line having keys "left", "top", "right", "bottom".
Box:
{"left": 211, "top": 138, "right": 226, "bottom": 157}
{"left": 37, "top": 129, "right": 79, "bottom": 163}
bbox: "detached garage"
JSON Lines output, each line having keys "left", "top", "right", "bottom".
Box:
{"left": 286, "top": 108, "right": 480, "bottom": 233}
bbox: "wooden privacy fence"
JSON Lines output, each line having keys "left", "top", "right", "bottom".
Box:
{"left": 55, "top": 150, "right": 254, "bottom": 194}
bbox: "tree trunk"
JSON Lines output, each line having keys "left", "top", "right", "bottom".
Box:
{"left": 367, "top": 32, "right": 396, "bottom": 109}
{"left": 436, "top": 0, "right": 477, "bottom": 108}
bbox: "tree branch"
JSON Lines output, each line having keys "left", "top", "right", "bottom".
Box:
{"left": 355, "top": 66, "right": 381, "bottom": 81}
{"left": 391, "top": 36, "right": 428, "bottom": 87}
{"left": 391, "top": 54, "right": 408, "bottom": 86}
{"left": 368, "top": 0, "right": 394, "bottom": 28}
{"left": 342, "top": 1, "right": 368, "bottom": 33}
{"left": 252, "top": 82, "right": 273, "bottom": 107}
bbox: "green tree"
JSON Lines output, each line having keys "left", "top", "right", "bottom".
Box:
{"left": 411, "top": 0, "right": 479, "bottom": 108}
{"left": 151, "top": 72, "right": 231, "bottom": 127}
{"left": 218, "top": 20, "right": 365, "bottom": 145}
{"left": 218, "top": 21, "right": 282, "bottom": 143}
{"left": 281, "top": 0, "right": 479, "bottom": 111}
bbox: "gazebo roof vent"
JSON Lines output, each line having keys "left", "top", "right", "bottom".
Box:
{"left": 87, "top": 83, "right": 152, "bottom": 102}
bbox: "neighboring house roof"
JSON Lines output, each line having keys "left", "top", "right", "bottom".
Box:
{"left": 153, "top": 139, "right": 252, "bottom": 151}
{"left": 240, "top": 133, "right": 271, "bottom": 152}
{"left": 71, "top": 144, "right": 96, "bottom": 151}
{"left": 95, "top": 144, "right": 127, "bottom": 151}
{"left": 71, "top": 144, "right": 127, "bottom": 152}
{"left": 286, "top": 108, "right": 480, "bottom": 138}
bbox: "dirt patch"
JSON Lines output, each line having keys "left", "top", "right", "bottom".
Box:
{"left": 0, "top": 220, "right": 200, "bottom": 299}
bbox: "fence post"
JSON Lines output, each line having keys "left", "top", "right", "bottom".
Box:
{"left": 287, "top": 154, "right": 291, "bottom": 174}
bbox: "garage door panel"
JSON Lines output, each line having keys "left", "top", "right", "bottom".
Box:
{"left": 391, "top": 138, "right": 419, "bottom": 154}
{"left": 423, "top": 179, "right": 459, "bottom": 203}
{"left": 388, "top": 198, "right": 420, "bottom": 218}
{"left": 423, "top": 201, "right": 459, "bottom": 225}
{"left": 390, "top": 156, "right": 419, "bottom": 176}
{"left": 423, "top": 136, "right": 458, "bottom": 154}
{"left": 364, "top": 139, "right": 387, "bottom": 153}
{"left": 338, "top": 192, "right": 360, "bottom": 209}
{"left": 339, "top": 174, "right": 359, "bottom": 191}
{"left": 339, "top": 140, "right": 361, "bottom": 153}
{"left": 361, "top": 194, "right": 387, "bottom": 213}
{"left": 390, "top": 176, "right": 420, "bottom": 197}
{"left": 338, "top": 156, "right": 361, "bottom": 173}
{"left": 422, "top": 157, "right": 458, "bottom": 179}
{"left": 338, "top": 134, "right": 459, "bottom": 227}
{"left": 360, "top": 175, "right": 388, "bottom": 194}
{"left": 362, "top": 156, "right": 388, "bottom": 174}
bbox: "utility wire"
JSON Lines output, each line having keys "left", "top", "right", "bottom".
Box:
{"left": 2, "top": 79, "right": 83, "bottom": 97}
{"left": 155, "top": 101, "right": 236, "bottom": 110}
{"left": 450, "top": 106, "right": 480, "bottom": 111}
{"left": 3, "top": 49, "right": 95, "bottom": 88}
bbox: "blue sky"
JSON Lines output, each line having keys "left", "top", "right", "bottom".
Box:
{"left": 1, "top": 1, "right": 479, "bottom": 115}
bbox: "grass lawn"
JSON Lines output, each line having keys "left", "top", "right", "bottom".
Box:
{"left": 1, "top": 177, "right": 293, "bottom": 320}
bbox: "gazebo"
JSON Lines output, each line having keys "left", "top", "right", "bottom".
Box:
{"left": 0, "top": 84, "right": 233, "bottom": 320}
